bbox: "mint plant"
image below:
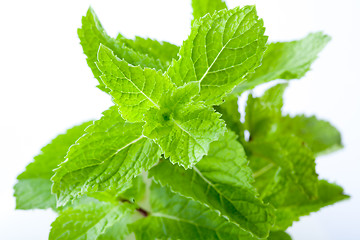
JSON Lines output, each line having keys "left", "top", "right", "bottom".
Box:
{"left": 14, "top": 0, "right": 348, "bottom": 239}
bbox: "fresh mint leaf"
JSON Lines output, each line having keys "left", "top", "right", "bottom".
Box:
{"left": 150, "top": 131, "right": 275, "bottom": 238}
{"left": 79, "top": 7, "right": 165, "bottom": 93}
{"left": 49, "top": 202, "right": 134, "bottom": 240}
{"left": 265, "top": 178, "right": 349, "bottom": 230}
{"left": 52, "top": 106, "right": 161, "bottom": 206}
{"left": 214, "top": 96, "right": 245, "bottom": 141}
{"left": 14, "top": 122, "right": 91, "bottom": 210}
{"left": 245, "top": 83, "right": 287, "bottom": 139}
{"left": 167, "top": 6, "right": 267, "bottom": 105}
{"left": 233, "top": 32, "right": 331, "bottom": 94}
{"left": 278, "top": 115, "right": 343, "bottom": 155}
{"left": 97, "top": 213, "right": 132, "bottom": 240}
{"left": 192, "top": 0, "right": 227, "bottom": 19}
{"left": 247, "top": 135, "right": 318, "bottom": 198}
{"left": 144, "top": 100, "right": 226, "bottom": 168}
{"left": 96, "top": 45, "right": 175, "bottom": 122}
{"left": 15, "top": 1, "right": 348, "bottom": 239}
{"left": 130, "top": 183, "right": 259, "bottom": 240}
{"left": 117, "top": 34, "right": 180, "bottom": 67}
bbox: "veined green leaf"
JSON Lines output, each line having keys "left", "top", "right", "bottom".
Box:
{"left": 78, "top": 7, "right": 165, "bottom": 92}
{"left": 167, "top": 5, "right": 267, "bottom": 105}
{"left": 96, "top": 45, "right": 174, "bottom": 122}
{"left": 247, "top": 135, "right": 318, "bottom": 198}
{"left": 233, "top": 32, "right": 330, "bottom": 94}
{"left": 49, "top": 202, "right": 134, "bottom": 240}
{"left": 119, "top": 175, "right": 146, "bottom": 203}
{"left": 215, "top": 96, "right": 245, "bottom": 141}
{"left": 265, "top": 179, "right": 349, "bottom": 230}
{"left": 131, "top": 183, "right": 259, "bottom": 240}
{"left": 150, "top": 131, "right": 275, "bottom": 238}
{"left": 97, "top": 212, "right": 132, "bottom": 240}
{"left": 14, "top": 122, "right": 91, "bottom": 210}
{"left": 278, "top": 115, "right": 343, "bottom": 156}
{"left": 117, "top": 34, "right": 180, "bottom": 67}
{"left": 245, "top": 83, "right": 287, "bottom": 139}
{"left": 52, "top": 106, "right": 161, "bottom": 206}
{"left": 144, "top": 99, "right": 226, "bottom": 168}
{"left": 192, "top": 0, "right": 227, "bottom": 19}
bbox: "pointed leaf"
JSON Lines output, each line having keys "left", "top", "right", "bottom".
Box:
{"left": 278, "top": 115, "right": 343, "bottom": 155}
{"left": 192, "top": 0, "right": 227, "bottom": 19}
{"left": 245, "top": 83, "right": 287, "bottom": 139}
{"left": 233, "top": 32, "right": 331, "bottom": 94}
{"left": 131, "top": 183, "right": 259, "bottom": 240}
{"left": 167, "top": 6, "right": 267, "bottom": 105}
{"left": 150, "top": 131, "right": 275, "bottom": 238}
{"left": 247, "top": 135, "right": 318, "bottom": 198}
{"left": 14, "top": 122, "right": 91, "bottom": 210}
{"left": 117, "top": 34, "right": 179, "bottom": 67}
{"left": 78, "top": 7, "right": 165, "bottom": 92}
{"left": 96, "top": 45, "right": 174, "bottom": 122}
{"left": 144, "top": 100, "right": 226, "bottom": 168}
{"left": 52, "top": 106, "right": 161, "bottom": 206}
{"left": 265, "top": 179, "right": 349, "bottom": 230}
{"left": 49, "top": 202, "right": 134, "bottom": 240}
{"left": 215, "top": 96, "right": 245, "bottom": 141}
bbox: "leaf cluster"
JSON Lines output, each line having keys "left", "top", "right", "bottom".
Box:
{"left": 14, "top": 0, "right": 348, "bottom": 239}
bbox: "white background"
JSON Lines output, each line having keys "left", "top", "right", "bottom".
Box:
{"left": 0, "top": 0, "right": 359, "bottom": 239}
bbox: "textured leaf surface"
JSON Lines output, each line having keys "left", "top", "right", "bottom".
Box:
{"left": 278, "top": 115, "right": 342, "bottom": 155}
{"left": 265, "top": 179, "right": 349, "bottom": 230}
{"left": 215, "top": 96, "right": 245, "bottom": 141}
{"left": 117, "top": 34, "right": 179, "bottom": 67}
{"left": 78, "top": 8, "right": 164, "bottom": 92}
{"left": 50, "top": 202, "right": 134, "bottom": 240}
{"left": 150, "top": 131, "right": 274, "bottom": 238}
{"left": 192, "top": 0, "right": 227, "bottom": 19}
{"left": 167, "top": 6, "right": 267, "bottom": 105}
{"left": 233, "top": 32, "right": 330, "bottom": 94}
{"left": 144, "top": 98, "right": 226, "bottom": 168}
{"left": 97, "top": 212, "right": 132, "bottom": 240}
{"left": 131, "top": 183, "right": 259, "bottom": 240}
{"left": 97, "top": 45, "right": 174, "bottom": 122}
{"left": 52, "top": 106, "right": 161, "bottom": 206}
{"left": 247, "top": 135, "right": 318, "bottom": 198}
{"left": 245, "top": 83, "right": 287, "bottom": 139}
{"left": 14, "top": 122, "right": 91, "bottom": 210}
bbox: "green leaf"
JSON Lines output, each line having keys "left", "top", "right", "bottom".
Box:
{"left": 78, "top": 7, "right": 165, "bottom": 92}
{"left": 233, "top": 32, "right": 331, "bottom": 94}
{"left": 49, "top": 202, "right": 134, "bottom": 240}
{"left": 192, "top": 0, "right": 227, "bottom": 19}
{"left": 96, "top": 45, "right": 174, "bottom": 122}
{"left": 52, "top": 106, "right": 161, "bottom": 206}
{"left": 119, "top": 175, "right": 146, "bottom": 203}
{"left": 215, "top": 96, "right": 245, "bottom": 141}
{"left": 245, "top": 83, "right": 287, "bottom": 139}
{"left": 150, "top": 131, "right": 275, "bottom": 238}
{"left": 167, "top": 6, "right": 267, "bottom": 105}
{"left": 278, "top": 115, "right": 343, "bottom": 155}
{"left": 131, "top": 183, "right": 259, "bottom": 240}
{"left": 14, "top": 122, "right": 91, "bottom": 210}
{"left": 143, "top": 98, "right": 226, "bottom": 168}
{"left": 247, "top": 135, "right": 318, "bottom": 198}
{"left": 268, "top": 231, "right": 292, "bottom": 240}
{"left": 266, "top": 179, "right": 349, "bottom": 230}
{"left": 97, "top": 212, "right": 132, "bottom": 240}
{"left": 117, "top": 34, "right": 180, "bottom": 67}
